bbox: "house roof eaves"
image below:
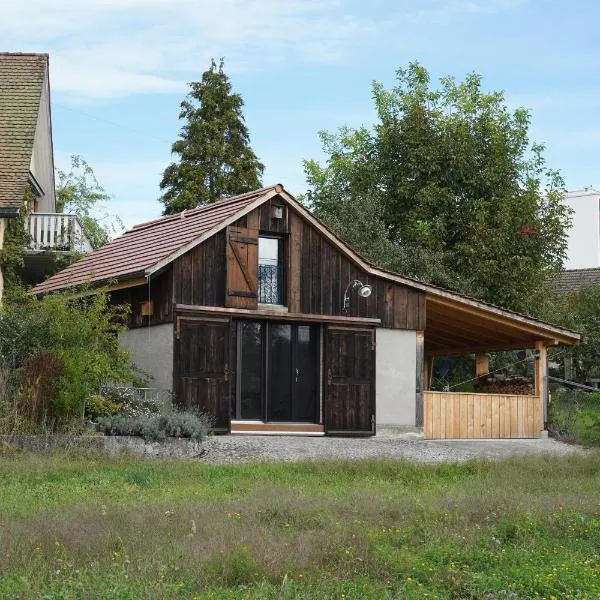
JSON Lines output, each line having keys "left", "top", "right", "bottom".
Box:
{"left": 144, "top": 186, "right": 282, "bottom": 277}
{"left": 277, "top": 192, "right": 581, "bottom": 345}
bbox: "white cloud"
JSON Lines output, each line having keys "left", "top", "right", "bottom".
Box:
{"left": 2, "top": 0, "right": 375, "bottom": 100}
{"left": 2, "top": 0, "right": 529, "bottom": 101}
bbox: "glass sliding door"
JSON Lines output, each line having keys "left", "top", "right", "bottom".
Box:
{"left": 268, "top": 324, "right": 293, "bottom": 420}
{"left": 292, "top": 325, "right": 319, "bottom": 422}
{"left": 239, "top": 321, "right": 263, "bottom": 420}
{"left": 234, "top": 321, "right": 320, "bottom": 423}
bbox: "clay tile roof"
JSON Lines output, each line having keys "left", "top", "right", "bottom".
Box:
{"left": 32, "top": 185, "right": 283, "bottom": 295}
{"left": 551, "top": 267, "right": 600, "bottom": 295}
{"left": 0, "top": 53, "right": 48, "bottom": 214}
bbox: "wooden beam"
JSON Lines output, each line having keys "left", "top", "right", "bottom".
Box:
{"left": 535, "top": 341, "right": 548, "bottom": 428}
{"left": 426, "top": 340, "right": 539, "bottom": 357}
{"left": 427, "top": 306, "right": 536, "bottom": 340}
{"left": 416, "top": 331, "right": 424, "bottom": 427}
{"left": 476, "top": 354, "right": 489, "bottom": 377}
{"left": 174, "top": 304, "right": 381, "bottom": 325}
{"left": 427, "top": 296, "right": 579, "bottom": 345}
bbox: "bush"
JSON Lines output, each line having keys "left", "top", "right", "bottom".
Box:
{"left": 96, "top": 411, "right": 212, "bottom": 441}
{"left": 0, "top": 290, "right": 140, "bottom": 431}
{"left": 548, "top": 389, "right": 600, "bottom": 446}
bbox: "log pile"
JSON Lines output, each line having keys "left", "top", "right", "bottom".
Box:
{"left": 474, "top": 374, "right": 534, "bottom": 395}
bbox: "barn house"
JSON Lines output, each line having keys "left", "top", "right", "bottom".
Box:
{"left": 33, "top": 185, "right": 580, "bottom": 438}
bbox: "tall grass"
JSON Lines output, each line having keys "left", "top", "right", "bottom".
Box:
{"left": 0, "top": 452, "right": 599, "bottom": 598}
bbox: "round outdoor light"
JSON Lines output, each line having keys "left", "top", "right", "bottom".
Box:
{"left": 343, "top": 280, "right": 372, "bottom": 311}
{"left": 358, "top": 284, "right": 372, "bottom": 298}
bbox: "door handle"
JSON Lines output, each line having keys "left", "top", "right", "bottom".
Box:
{"left": 295, "top": 367, "right": 299, "bottom": 383}
{"left": 224, "top": 363, "right": 229, "bottom": 382}
{"left": 327, "top": 368, "right": 332, "bottom": 386}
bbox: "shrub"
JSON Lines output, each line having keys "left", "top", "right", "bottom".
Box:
{"left": 85, "top": 394, "right": 123, "bottom": 421}
{"left": 548, "top": 389, "right": 600, "bottom": 446}
{"left": 18, "top": 350, "right": 65, "bottom": 427}
{"left": 96, "top": 411, "right": 212, "bottom": 441}
{"left": 0, "top": 290, "right": 140, "bottom": 431}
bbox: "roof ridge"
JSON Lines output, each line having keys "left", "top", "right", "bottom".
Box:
{"left": 561, "top": 267, "right": 600, "bottom": 273}
{"left": 130, "top": 185, "right": 281, "bottom": 232}
{"left": 0, "top": 52, "right": 49, "bottom": 57}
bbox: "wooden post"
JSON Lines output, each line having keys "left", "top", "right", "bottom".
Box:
{"left": 475, "top": 353, "right": 489, "bottom": 377}
{"left": 424, "top": 355, "right": 434, "bottom": 391}
{"left": 535, "top": 341, "right": 548, "bottom": 432}
{"left": 415, "top": 331, "right": 425, "bottom": 427}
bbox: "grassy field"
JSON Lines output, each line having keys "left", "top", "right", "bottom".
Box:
{"left": 1, "top": 450, "right": 600, "bottom": 599}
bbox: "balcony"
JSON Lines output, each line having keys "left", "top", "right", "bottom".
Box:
{"left": 22, "top": 213, "right": 93, "bottom": 286}
{"left": 25, "top": 213, "right": 92, "bottom": 253}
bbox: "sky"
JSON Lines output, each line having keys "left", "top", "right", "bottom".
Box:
{"left": 3, "top": 0, "right": 600, "bottom": 230}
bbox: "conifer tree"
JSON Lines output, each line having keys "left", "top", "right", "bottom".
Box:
{"left": 160, "top": 59, "right": 264, "bottom": 214}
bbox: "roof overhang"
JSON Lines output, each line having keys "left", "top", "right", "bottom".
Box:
{"left": 424, "top": 295, "right": 580, "bottom": 356}
{"left": 29, "top": 184, "right": 582, "bottom": 350}
{"left": 0, "top": 207, "right": 20, "bottom": 217}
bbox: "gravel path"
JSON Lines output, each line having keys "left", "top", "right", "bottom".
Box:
{"left": 201, "top": 434, "right": 586, "bottom": 464}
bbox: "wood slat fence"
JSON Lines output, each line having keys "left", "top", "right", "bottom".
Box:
{"left": 424, "top": 391, "right": 543, "bottom": 439}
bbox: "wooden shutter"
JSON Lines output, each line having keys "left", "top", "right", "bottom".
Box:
{"left": 324, "top": 326, "right": 375, "bottom": 435}
{"left": 226, "top": 226, "right": 258, "bottom": 309}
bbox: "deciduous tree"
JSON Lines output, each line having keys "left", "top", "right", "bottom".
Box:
{"left": 304, "top": 63, "right": 571, "bottom": 313}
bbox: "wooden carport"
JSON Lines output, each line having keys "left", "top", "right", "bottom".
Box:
{"left": 421, "top": 292, "right": 581, "bottom": 439}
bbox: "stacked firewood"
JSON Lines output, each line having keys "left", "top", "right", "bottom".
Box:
{"left": 474, "top": 374, "right": 534, "bottom": 395}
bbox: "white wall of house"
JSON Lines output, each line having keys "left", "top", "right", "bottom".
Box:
{"left": 29, "top": 68, "right": 55, "bottom": 213}
{"left": 375, "top": 328, "right": 417, "bottom": 429}
{"left": 119, "top": 324, "right": 173, "bottom": 392}
{"left": 564, "top": 189, "right": 600, "bottom": 270}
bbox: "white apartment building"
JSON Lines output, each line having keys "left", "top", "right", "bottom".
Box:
{"left": 563, "top": 188, "right": 600, "bottom": 270}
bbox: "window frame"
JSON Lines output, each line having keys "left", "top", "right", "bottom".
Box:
{"left": 258, "top": 235, "right": 286, "bottom": 306}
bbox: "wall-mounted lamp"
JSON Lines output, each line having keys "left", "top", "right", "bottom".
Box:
{"left": 343, "top": 279, "right": 372, "bottom": 312}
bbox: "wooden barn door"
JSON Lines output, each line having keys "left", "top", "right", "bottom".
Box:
{"left": 175, "top": 317, "right": 231, "bottom": 431}
{"left": 226, "top": 226, "right": 258, "bottom": 309}
{"left": 324, "top": 327, "right": 375, "bottom": 435}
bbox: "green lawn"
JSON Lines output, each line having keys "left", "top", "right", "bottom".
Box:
{"left": 1, "top": 449, "right": 600, "bottom": 599}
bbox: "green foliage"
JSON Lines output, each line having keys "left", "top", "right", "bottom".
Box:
{"left": 304, "top": 63, "right": 571, "bottom": 313}
{"left": 1, "top": 455, "right": 600, "bottom": 598}
{"left": 160, "top": 58, "right": 264, "bottom": 214}
{"left": 549, "top": 389, "right": 600, "bottom": 446}
{"left": 0, "top": 291, "right": 138, "bottom": 430}
{"left": 56, "top": 155, "right": 123, "bottom": 249}
{"left": 549, "top": 283, "right": 600, "bottom": 382}
{"left": 0, "top": 192, "right": 31, "bottom": 299}
{"left": 96, "top": 410, "right": 212, "bottom": 441}
{"left": 86, "top": 386, "right": 163, "bottom": 421}
{"left": 85, "top": 394, "right": 123, "bottom": 421}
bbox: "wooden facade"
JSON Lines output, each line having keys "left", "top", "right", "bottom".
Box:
{"left": 102, "top": 191, "right": 578, "bottom": 438}
{"left": 423, "top": 391, "right": 544, "bottom": 439}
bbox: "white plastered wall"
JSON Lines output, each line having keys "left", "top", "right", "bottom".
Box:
{"left": 376, "top": 328, "right": 417, "bottom": 428}
{"left": 119, "top": 324, "right": 174, "bottom": 391}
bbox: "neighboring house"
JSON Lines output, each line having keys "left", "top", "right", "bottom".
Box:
{"left": 32, "top": 185, "right": 580, "bottom": 439}
{"left": 563, "top": 188, "right": 600, "bottom": 270}
{"left": 0, "top": 52, "right": 90, "bottom": 296}
{"left": 552, "top": 267, "right": 600, "bottom": 296}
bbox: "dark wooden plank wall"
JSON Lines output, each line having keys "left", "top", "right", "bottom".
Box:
{"left": 288, "top": 211, "right": 425, "bottom": 330}
{"left": 232, "top": 198, "right": 289, "bottom": 234}
{"left": 109, "top": 269, "right": 173, "bottom": 328}
{"left": 135, "top": 201, "right": 425, "bottom": 331}
{"left": 172, "top": 230, "right": 227, "bottom": 307}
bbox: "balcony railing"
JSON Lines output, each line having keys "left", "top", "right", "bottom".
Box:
{"left": 258, "top": 262, "right": 283, "bottom": 305}
{"left": 25, "top": 213, "right": 92, "bottom": 252}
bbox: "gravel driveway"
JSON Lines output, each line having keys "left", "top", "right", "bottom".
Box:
{"left": 201, "top": 433, "right": 586, "bottom": 464}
